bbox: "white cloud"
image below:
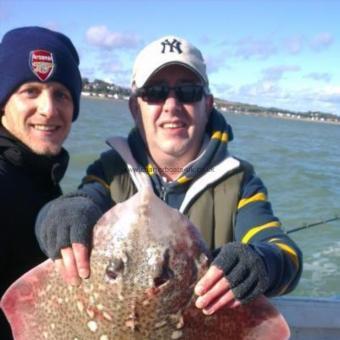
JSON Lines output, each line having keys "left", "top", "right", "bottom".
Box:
{"left": 238, "top": 80, "right": 283, "bottom": 99}
{"left": 85, "top": 25, "right": 139, "bottom": 49}
{"left": 284, "top": 35, "right": 305, "bottom": 54}
{"left": 310, "top": 32, "right": 334, "bottom": 51}
{"left": 304, "top": 72, "right": 332, "bottom": 82}
{"left": 234, "top": 37, "right": 277, "bottom": 60}
{"left": 317, "top": 85, "right": 340, "bottom": 104}
{"left": 205, "top": 52, "right": 231, "bottom": 74}
{"left": 214, "top": 79, "right": 340, "bottom": 115}
{"left": 262, "top": 65, "right": 300, "bottom": 81}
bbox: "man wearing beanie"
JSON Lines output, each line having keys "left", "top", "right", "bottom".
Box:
{"left": 0, "top": 26, "right": 82, "bottom": 338}
{"left": 36, "top": 36, "right": 302, "bottom": 322}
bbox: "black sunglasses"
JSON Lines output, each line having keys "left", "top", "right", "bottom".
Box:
{"left": 135, "top": 84, "right": 205, "bottom": 103}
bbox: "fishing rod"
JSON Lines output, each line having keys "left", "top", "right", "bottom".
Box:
{"left": 286, "top": 215, "right": 340, "bottom": 234}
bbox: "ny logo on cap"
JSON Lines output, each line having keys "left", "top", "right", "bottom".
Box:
{"left": 161, "top": 39, "right": 182, "bottom": 54}
{"left": 29, "top": 50, "right": 55, "bottom": 81}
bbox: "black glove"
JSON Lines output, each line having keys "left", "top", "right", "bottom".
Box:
{"left": 212, "top": 242, "right": 270, "bottom": 304}
{"left": 35, "top": 192, "right": 103, "bottom": 259}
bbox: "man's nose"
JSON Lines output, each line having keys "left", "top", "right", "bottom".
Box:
{"left": 37, "top": 91, "right": 57, "bottom": 117}
{"left": 163, "top": 89, "right": 181, "bottom": 110}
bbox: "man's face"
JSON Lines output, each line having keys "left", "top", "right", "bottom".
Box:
{"left": 130, "top": 65, "right": 213, "bottom": 166}
{"left": 1, "top": 81, "right": 73, "bottom": 156}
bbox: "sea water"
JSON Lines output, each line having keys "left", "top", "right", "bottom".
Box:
{"left": 63, "top": 97, "right": 340, "bottom": 298}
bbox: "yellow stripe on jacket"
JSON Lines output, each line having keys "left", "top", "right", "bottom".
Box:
{"left": 241, "top": 221, "right": 281, "bottom": 244}
{"left": 238, "top": 192, "right": 267, "bottom": 209}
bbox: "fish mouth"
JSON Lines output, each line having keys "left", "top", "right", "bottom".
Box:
{"left": 153, "top": 249, "right": 174, "bottom": 288}
{"left": 153, "top": 270, "right": 173, "bottom": 287}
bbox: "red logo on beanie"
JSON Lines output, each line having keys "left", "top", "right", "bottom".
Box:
{"left": 29, "top": 50, "right": 55, "bottom": 81}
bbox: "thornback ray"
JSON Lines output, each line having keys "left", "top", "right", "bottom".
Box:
{"left": 1, "top": 188, "right": 290, "bottom": 339}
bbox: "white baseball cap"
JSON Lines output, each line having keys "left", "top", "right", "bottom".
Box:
{"left": 131, "top": 35, "right": 209, "bottom": 88}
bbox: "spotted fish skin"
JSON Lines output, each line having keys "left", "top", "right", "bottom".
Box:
{"left": 1, "top": 188, "right": 290, "bottom": 340}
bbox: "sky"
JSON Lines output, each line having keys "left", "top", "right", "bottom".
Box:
{"left": 1, "top": 0, "right": 340, "bottom": 115}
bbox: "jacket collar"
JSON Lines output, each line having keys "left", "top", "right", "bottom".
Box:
{"left": 0, "top": 125, "right": 69, "bottom": 184}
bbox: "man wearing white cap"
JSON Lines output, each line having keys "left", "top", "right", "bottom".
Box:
{"left": 36, "top": 36, "right": 302, "bottom": 315}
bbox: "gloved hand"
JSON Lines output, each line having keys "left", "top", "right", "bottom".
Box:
{"left": 212, "top": 242, "right": 270, "bottom": 304}
{"left": 35, "top": 192, "right": 103, "bottom": 259}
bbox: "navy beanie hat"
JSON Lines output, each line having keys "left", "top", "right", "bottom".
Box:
{"left": 0, "top": 26, "right": 82, "bottom": 121}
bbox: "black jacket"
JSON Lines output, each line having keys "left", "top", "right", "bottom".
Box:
{"left": 0, "top": 126, "right": 69, "bottom": 338}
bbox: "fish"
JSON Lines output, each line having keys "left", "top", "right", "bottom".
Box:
{"left": 1, "top": 188, "right": 290, "bottom": 339}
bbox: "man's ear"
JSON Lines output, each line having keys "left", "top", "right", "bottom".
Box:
{"left": 129, "top": 96, "right": 139, "bottom": 121}
{"left": 0, "top": 108, "right": 5, "bottom": 125}
{"left": 205, "top": 94, "right": 214, "bottom": 117}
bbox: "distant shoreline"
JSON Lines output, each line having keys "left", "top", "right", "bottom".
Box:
{"left": 82, "top": 93, "right": 129, "bottom": 102}
{"left": 224, "top": 109, "right": 340, "bottom": 126}
{"left": 81, "top": 93, "right": 340, "bottom": 126}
